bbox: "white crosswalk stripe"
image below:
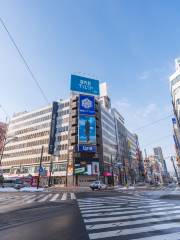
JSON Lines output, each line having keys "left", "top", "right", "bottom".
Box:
{"left": 61, "top": 192, "right": 67, "bottom": 200}
{"left": 0, "top": 192, "right": 76, "bottom": 208}
{"left": 78, "top": 195, "right": 180, "bottom": 240}
{"left": 49, "top": 193, "right": 60, "bottom": 202}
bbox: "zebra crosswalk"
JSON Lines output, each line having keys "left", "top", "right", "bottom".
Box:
{"left": 78, "top": 195, "right": 180, "bottom": 240}
{"left": 0, "top": 192, "right": 76, "bottom": 208}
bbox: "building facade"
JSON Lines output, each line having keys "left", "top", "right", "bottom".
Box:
{"left": 153, "top": 146, "right": 169, "bottom": 183}
{"left": 2, "top": 75, "right": 143, "bottom": 186}
{"left": 0, "top": 122, "right": 7, "bottom": 154}
{"left": 170, "top": 58, "right": 180, "bottom": 173}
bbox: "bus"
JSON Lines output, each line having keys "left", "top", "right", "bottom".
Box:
{"left": 3, "top": 177, "right": 24, "bottom": 189}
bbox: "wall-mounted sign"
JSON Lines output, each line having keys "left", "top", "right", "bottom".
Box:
{"left": 79, "top": 95, "right": 95, "bottom": 115}
{"left": 78, "top": 144, "right": 96, "bottom": 152}
{"left": 48, "top": 102, "right": 58, "bottom": 154}
{"left": 79, "top": 116, "right": 96, "bottom": 145}
{"left": 92, "top": 162, "right": 99, "bottom": 175}
{"left": 70, "top": 75, "right": 99, "bottom": 95}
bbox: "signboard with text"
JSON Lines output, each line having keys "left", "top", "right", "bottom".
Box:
{"left": 79, "top": 95, "right": 95, "bottom": 115}
{"left": 70, "top": 75, "right": 99, "bottom": 95}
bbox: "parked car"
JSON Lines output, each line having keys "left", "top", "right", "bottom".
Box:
{"left": 90, "top": 181, "right": 107, "bottom": 191}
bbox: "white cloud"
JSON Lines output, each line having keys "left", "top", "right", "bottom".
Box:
{"left": 139, "top": 71, "right": 150, "bottom": 80}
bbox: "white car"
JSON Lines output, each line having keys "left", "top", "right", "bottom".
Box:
{"left": 90, "top": 181, "right": 107, "bottom": 191}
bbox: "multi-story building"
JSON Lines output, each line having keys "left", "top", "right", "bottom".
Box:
{"left": 2, "top": 75, "right": 143, "bottom": 187}
{"left": 170, "top": 58, "right": 180, "bottom": 173}
{"left": 2, "top": 101, "right": 70, "bottom": 186}
{"left": 153, "top": 146, "right": 169, "bottom": 183}
{"left": 0, "top": 122, "right": 7, "bottom": 154}
{"left": 144, "top": 154, "right": 163, "bottom": 184}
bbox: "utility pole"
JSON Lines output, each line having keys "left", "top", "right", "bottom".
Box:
{"left": 37, "top": 145, "right": 44, "bottom": 189}
{"left": 171, "top": 156, "right": 180, "bottom": 186}
{"left": 111, "top": 155, "right": 114, "bottom": 186}
{"left": 48, "top": 155, "right": 53, "bottom": 187}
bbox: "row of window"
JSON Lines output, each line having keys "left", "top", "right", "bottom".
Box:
{"left": 14, "top": 123, "right": 50, "bottom": 135}
{"left": 2, "top": 156, "right": 52, "bottom": 166}
{"left": 3, "top": 162, "right": 67, "bottom": 174}
{"left": 14, "top": 131, "right": 50, "bottom": 142}
{"left": 56, "top": 117, "right": 69, "bottom": 125}
{"left": 12, "top": 114, "right": 51, "bottom": 130}
{"left": 102, "top": 121, "right": 116, "bottom": 135}
{"left": 59, "top": 102, "right": 69, "bottom": 109}
{"left": 3, "top": 147, "right": 49, "bottom": 159}
{"left": 102, "top": 130, "right": 117, "bottom": 143}
{"left": 5, "top": 138, "right": 49, "bottom": 151}
{"left": 56, "top": 144, "right": 68, "bottom": 151}
{"left": 58, "top": 109, "right": 69, "bottom": 117}
{"left": 57, "top": 135, "right": 68, "bottom": 141}
{"left": 58, "top": 126, "right": 68, "bottom": 133}
{"left": 53, "top": 163, "right": 67, "bottom": 172}
{"left": 11, "top": 108, "right": 52, "bottom": 124}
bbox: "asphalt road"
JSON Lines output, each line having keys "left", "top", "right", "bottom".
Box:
{"left": 1, "top": 189, "right": 180, "bottom": 240}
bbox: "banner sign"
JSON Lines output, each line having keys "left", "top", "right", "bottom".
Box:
{"left": 79, "top": 116, "right": 96, "bottom": 145}
{"left": 92, "top": 162, "right": 99, "bottom": 175}
{"left": 79, "top": 95, "right": 95, "bottom": 115}
{"left": 48, "top": 102, "right": 58, "bottom": 154}
{"left": 70, "top": 75, "right": 99, "bottom": 95}
{"left": 78, "top": 144, "right": 96, "bottom": 152}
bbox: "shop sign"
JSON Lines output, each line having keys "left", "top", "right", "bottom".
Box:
{"left": 79, "top": 95, "right": 95, "bottom": 115}
{"left": 70, "top": 75, "right": 99, "bottom": 95}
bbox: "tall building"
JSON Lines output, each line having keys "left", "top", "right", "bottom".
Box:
{"left": 170, "top": 58, "right": 180, "bottom": 173}
{"left": 153, "top": 147, "right": 168, "bottom": 175}
{"left": 2, "top": 75, "right": 143, "bottom": 186}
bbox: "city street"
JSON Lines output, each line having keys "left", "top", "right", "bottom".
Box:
{"left": 1, "top": 189, "right": 180, "bottom": 240}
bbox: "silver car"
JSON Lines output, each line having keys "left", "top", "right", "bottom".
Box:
{"left": 90, "top": 181, "right": 107, "bottom": 191}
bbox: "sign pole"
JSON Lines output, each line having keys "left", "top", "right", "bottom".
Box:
{"left": 37, "top": 145, "right": 44, "bottom": 189}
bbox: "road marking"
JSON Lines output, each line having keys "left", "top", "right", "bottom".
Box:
{"left": 83, "top": 206, "right": 180, "bottom": 218}
{"left": 86, "top": 214, "right": 180, "bottom": 230}
{"left": 37, "top": 194, "right": 52, "bottom": 202}
{"left": 79, "top": 201, "right": 168, "bottom": 210}
{"left": 49, "top": 194, "right": 59, "bottom": 202}
{"left": 70, "top": 193, "right": 76, "bottom": 200}
{"left": 130, "top": 232, "right": 180, "bottom": 240}
{"left": 81, "top": 203, "right": 175, "bottom": 213}
{"left": 78, "top": 200, "right": 167, "bottom": 208}
{"left": 84, "top": 209, "right": 180, "bottom": 223}
{"left": 61, "top": 193, "right": 67, "bottom": 201}
{"left": 23, "top": 194, "right": 40, "bottom": 203}
{"left": 88, "top": 222, "right": 180, "bottom": 239}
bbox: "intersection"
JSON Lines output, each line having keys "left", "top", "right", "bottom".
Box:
{"left": 0, "top": 189, "right": 180, "bottom": 240}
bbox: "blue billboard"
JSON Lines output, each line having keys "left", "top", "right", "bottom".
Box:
{"left": 79, "top": 95, "right": 95, "bottom": 115}
{"left": 79, "top": 145, "right": 97, "bottom": 153}
{"left": 70, "top": 75, "right": 99, "bottom": 95}
{"left": 79, "top": 116, "right": 96, "bottom": 144}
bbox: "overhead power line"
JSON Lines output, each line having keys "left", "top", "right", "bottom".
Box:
{"left": 143, "top": 134, "right": 172, "bottom": 148}
{"left": 0, "top": 17, "right": 49, "bottom": 105}
{"left": 133, "top": 114, "right": 173, "bottom": 132}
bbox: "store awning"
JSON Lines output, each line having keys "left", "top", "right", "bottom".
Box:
{"left": 103, "top": 171, "right": 112, "bottom": 177}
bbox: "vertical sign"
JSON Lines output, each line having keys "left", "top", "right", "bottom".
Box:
{"left": 48, "top": 102, "right": 58, "bottom": 154}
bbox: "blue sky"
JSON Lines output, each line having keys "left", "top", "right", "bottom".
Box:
{"left": 0, "top": 0, "right": 179, "bottom": 171}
